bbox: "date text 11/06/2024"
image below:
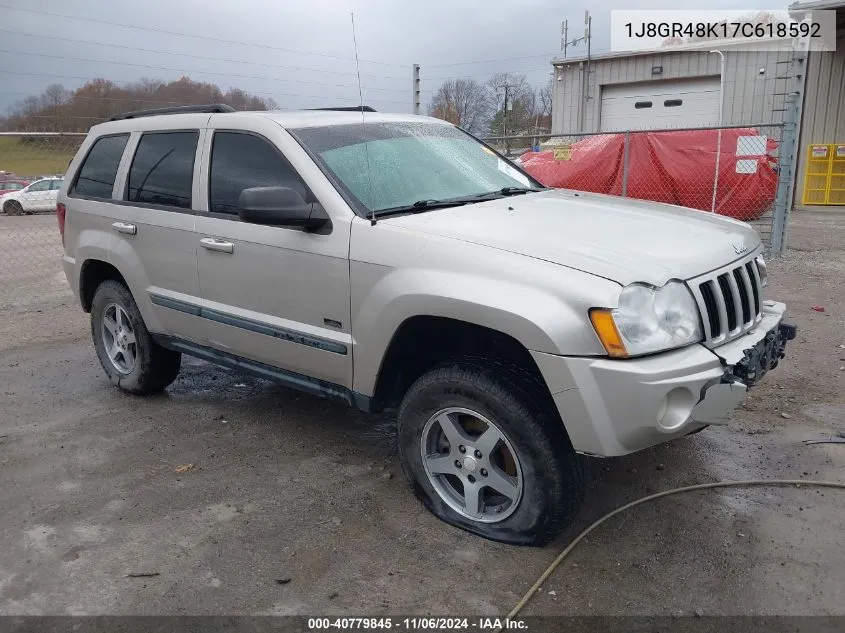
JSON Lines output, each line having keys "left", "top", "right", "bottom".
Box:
{"left": 624, "top": 21, "right": 821, "bottom": 39}
{"left": 307, "top": 617, "right": 528, "bottom": 631}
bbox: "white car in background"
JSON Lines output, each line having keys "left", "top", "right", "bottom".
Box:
{"left": 0, "top": 177, "right": 64, "bottom": 215}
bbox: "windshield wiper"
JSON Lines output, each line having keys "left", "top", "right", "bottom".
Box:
{"left": 373, "top": 187, "right": 544, "bottom": 218}
{"left": 473, "top": 186, "right": 544, "bottom": 199}
{"left": 375, "top": 198, "right": 472, "bottom": 217}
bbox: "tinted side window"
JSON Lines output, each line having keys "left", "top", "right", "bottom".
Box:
{"left": 127, "top": 131, "right": 198, "bottom": 209}
{"left": 73, "top": 134, "right": 129, "bottom": 199}
{"left": 209, "top": 132, "right": 308, "bottom": 215}
{"left": 51, "top": 180, "right": 64, "bottom": 190}
{"left": 28, "top": 180, "right": 52, "bottom": 192}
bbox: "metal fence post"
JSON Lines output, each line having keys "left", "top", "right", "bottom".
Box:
{"left": 771, "top": 33, "right": 809, "bottom": 256}
{"left": 711, "top": 128, "right": 723, "bottom": 213}
{"left": 622, "top": 130, "right": 630, "bottom": 197}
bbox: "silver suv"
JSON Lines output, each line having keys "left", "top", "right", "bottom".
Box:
{"left": 58, "top": 104, "right": 796, "bottom": 545}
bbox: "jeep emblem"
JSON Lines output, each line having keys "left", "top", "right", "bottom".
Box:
{"left": 733, "top": 242, "right": 749, "bottom": 255}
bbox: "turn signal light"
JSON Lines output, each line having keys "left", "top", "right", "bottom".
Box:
{"left": 589, "top": 308, "right": 628, "bottom": 358}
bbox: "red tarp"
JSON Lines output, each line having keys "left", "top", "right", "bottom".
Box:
{"left": 519, "top": 129, "right": 778, "bottom": 221}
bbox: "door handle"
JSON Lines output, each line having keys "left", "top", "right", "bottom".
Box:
{"left": 200, "top": 237, "right": 234, "bottom": 254}
{"left": 111, "top": 222, "right": 137, "bottom": 235}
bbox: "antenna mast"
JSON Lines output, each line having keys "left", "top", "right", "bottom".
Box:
{"left": 350, "top": 12, "right": 376, "bottom": 226}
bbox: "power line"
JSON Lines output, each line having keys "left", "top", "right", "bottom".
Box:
{"left": 0, "top": 3, "right": 409, "bottom": 68}
{"left": 424, "top": 66, "right": 554, "bottom": 84}
{"left": 0, "top": 29, "right": 409, "bottom": 81}
{"left": 426, "top": 52, "right": 558, "bottom": 69}
{"left": 0, "top": 48, "right": 409, "bottom": 93}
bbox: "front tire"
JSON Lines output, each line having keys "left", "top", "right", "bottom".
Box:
{"left": 91, "top": 280, "right": 181, "bottom": 394}
{"left": 397, "top": 359, "right": 584, "bottom": 546}
{"left": 3, "top": 200, "right": 23, "bottom": 215}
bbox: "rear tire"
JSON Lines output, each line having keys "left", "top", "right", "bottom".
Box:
{"left": 397, "top": 358, "right": 584, "bottom": 546}
{"left": 91, "top": 280, "right": 181, "bottom": 394}
{"left": 3, "top": 201, "right": 22, "bottom": 215}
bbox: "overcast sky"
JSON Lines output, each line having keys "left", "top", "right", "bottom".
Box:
{"left": 2, "top": 0, "right": 779, "bottom": 116}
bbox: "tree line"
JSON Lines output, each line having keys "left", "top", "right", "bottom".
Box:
{"left": 0, "top": 76, "right": 278, "bottom": 132}
{"left": 428, "top": 73, "right": 553, "bottom": 137}
{"left": 1, "top": 72, "right": 552, "bottom": 138}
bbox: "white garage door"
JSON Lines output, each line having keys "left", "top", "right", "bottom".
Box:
{"left": 599, "top": 77, "right": 721, "bottom": 132}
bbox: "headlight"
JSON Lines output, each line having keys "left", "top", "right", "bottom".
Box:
{"left": 755, "top": 255, "right": 767, "bottom": 287}
{"left": 590, "top": 281, "right": 703, "bottom": 358}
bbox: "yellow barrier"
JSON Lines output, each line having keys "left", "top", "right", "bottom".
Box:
{"left": 803, "top": 143, "right": 845, "bottom": 205}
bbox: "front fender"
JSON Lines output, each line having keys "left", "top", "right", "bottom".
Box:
{"left": 350, "top": 264, "right": 615, "bottom": 396}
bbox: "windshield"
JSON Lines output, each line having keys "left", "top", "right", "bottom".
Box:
{"left": 290, "top": 121, "right": 542, "bottom": 216}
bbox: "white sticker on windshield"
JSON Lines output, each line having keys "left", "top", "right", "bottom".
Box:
{"left": 498, "top": 158, "right": 531, "bottom": 188}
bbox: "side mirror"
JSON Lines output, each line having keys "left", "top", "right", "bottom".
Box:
{"left": 237, "top": 186, "right": 330, "bottom": 231}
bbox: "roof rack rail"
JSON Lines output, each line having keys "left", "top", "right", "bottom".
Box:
{"left": 311, "top": 106, "right": 377, "bottom": 113}
{"left": 109, "top": 104, "right": 236, "bottom": 122}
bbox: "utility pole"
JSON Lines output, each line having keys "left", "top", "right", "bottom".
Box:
{"left": 561, "top": 20, "right": 569, "bottom": 57}
{"left": 503, "top": 84, "right": 510, "bottom": 138}
{"left": 496, "top": 83, "right": 516, "bottom": 152}
{"left": 585, "top": 11, "right": 592, "bottom": 94}
{"left": 561, "top": 12, "right": 592, "bottom": 132}
{"left": 412, "top": 64, "right": 420, "bottom": 115}
{"left": 581, "top": 11, "right": 592, "bottom": 132}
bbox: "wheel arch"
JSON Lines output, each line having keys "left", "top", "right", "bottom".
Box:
{"left": 79, "top": 259, "right": 128, "bottom": 313}
{"left": 371, "top": 315, "right": 554, "bottom": 413}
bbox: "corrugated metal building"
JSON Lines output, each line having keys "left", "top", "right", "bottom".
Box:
{"left": 551, "top": 40, "right": 792, "bottom": 134}
{"left": 550, "top": 0, "right": 844, "bottom": 207}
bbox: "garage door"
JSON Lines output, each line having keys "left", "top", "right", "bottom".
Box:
{"left": 599, "top": 77, "right": 721, "bottom": 132}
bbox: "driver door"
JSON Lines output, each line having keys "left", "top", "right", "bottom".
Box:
{"left": 193, "top": 116, "right": 353, "bottom": 390}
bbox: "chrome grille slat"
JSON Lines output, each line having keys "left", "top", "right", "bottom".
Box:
{"left": 738, "top": 265, "right": 755, "bottom": 325}
{"left": 747, "top": 261, "right": 762, "bottom": 318}
{"left": 725, "top": 271, "right": 744, "bottom": 333}
{"left": 712, "top": 278, "right": 730, "bottom": 340}
{"left": 699, "top": 281, "right": 720, "bottom": 340}
{"left": 716, "top": 274, "right": 736, "bottom": 332}
{"left": 691, "top": 253, "right": 763, "bottom": 348}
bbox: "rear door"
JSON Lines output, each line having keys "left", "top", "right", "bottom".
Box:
{"left": 193, "top": 116, "right": 353, "bottom": 389}
{"left": 107, "top": 119, "right": 207, "bottom": 341}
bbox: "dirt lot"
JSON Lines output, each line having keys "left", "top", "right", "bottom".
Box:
{"left": 1, "top": 212, "right": 845, "bottom": 617}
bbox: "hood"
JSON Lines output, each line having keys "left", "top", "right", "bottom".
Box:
{"left": 386, "top": 189, "right": 761, "bottom": 286}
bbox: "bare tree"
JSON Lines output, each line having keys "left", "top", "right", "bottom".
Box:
{"left": 486, "top": 73, "right": 534, "bottom": 136}
{"left": 41, "top": 84, "right": 69, "bottom": 132}
{"left": 17, "top": 96, "right": 42, "bottom": 131}
{"left": 538, "top": 81, "right": 553, "bottom": 118}
{"left": 429, "top": 78, "right": 490, "bottom": 134}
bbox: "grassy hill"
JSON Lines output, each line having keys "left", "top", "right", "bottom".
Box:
{"left": 0, "top": 136, "right": 81, "bottom": 179}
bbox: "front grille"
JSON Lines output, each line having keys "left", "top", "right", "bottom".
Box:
{"left": 692, "top": 255, "right": 763, "bottom": 346}
{"left": 717, "top": 274, "right": 737, "bottom": 331}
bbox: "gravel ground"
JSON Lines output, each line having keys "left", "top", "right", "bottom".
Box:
{"left": 0, "top": 211, "right": 844, "bottom": 616}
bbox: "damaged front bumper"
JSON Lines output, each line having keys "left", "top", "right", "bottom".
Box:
{"left": 691, "top": 311, "right": 797, "bottom": 425}
{"left": 531, "top": 301, "right": 796, "bottom": 457}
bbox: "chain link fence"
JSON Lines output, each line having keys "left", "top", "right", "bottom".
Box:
{"left": 0, "top": 133, "right": 84, "bottom": 318}
{"left": 484, "top": 123, "right": 788, "bottom": 255}
{"left": 0, "top": 126, "right": 792, "bottom": 322}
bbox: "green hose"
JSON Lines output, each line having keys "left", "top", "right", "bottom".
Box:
{"left": 499, "top": 479, "right": 845, "bottom": 628}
